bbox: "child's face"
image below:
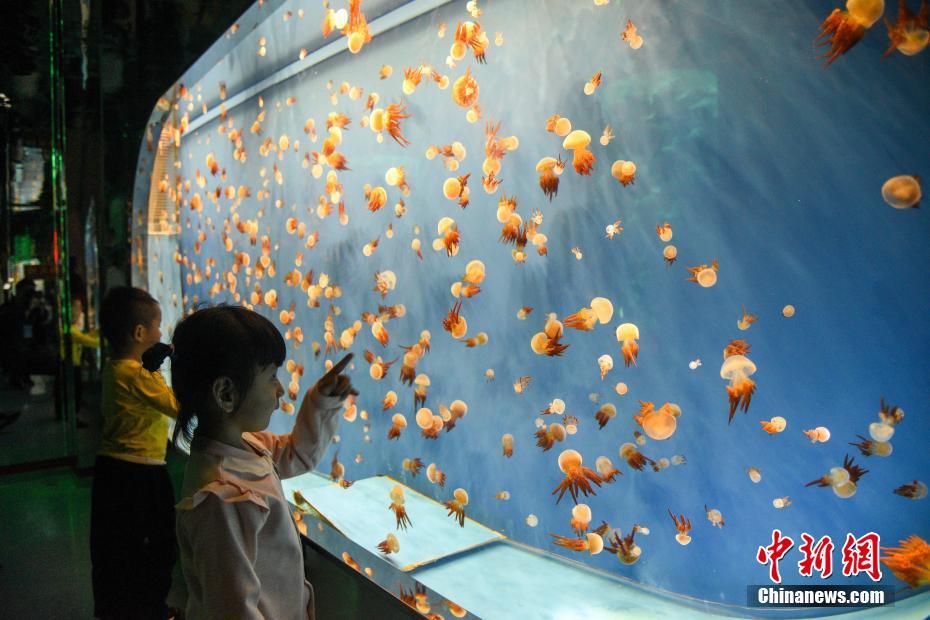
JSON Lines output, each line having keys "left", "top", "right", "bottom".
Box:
{"left": 235, "top": 364, "right": 285, "bottom": 432}
{"left": 139, "top": 307, "right": 162, "bottom": 350}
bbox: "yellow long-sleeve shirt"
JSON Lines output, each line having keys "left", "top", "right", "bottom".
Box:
{"left": 99, "top": 358, "right": 180, "bottom": 465}
{"left": 70, "top": 327, "right": 99, "bottom": 366}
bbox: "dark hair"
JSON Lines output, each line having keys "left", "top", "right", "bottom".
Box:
{"left": 99, "top": 286, "right": 160, "bottom": 349}
{"left": 171, "top": 305, "right": 286, "bottom": 445}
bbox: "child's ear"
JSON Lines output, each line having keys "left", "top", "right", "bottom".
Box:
{"left": 132, "top": 323, "right": 146, "bottom": 343}
{"left": 211, "top": 376, "right": 238, "bottom": 414}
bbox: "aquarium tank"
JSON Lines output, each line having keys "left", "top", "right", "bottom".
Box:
{"left": 132, "top": 0, "right": 930, "bottom": 612}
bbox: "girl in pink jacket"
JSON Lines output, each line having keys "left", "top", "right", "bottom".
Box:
{"left": 170, "top": 306, "right": 356, "bottom": 619}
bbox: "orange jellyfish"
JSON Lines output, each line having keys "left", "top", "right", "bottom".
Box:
{"left": 583, "top": 71, "right": 602, "bottom": 96}
{"left": 595, "top": 403, "right": 617, "bottom": 428}
{"left": 427, "top": 463, "right": 446, "bottom": 487}
{"left": 737, "top": 305, "right": 758, "bottom": 330}
{"left": 402, "top": 66, "right": 423, "bottom": 95}
{"left": 452, "top": 68, "right": 479, "bottom": 107}
{"left": 806, "top": 454, "right": 868, "bottom": 498}
{"left": 881, "top": 535, "right": 930, "bottom": 588}
{"left": 382, "top": 390, "right": 398, "bottom": 411}
{"left": 817, "top": 0, "right": 886, "bottom": 66}
{"left": 444, "top": 488, "right": 469, "bottom": 527}
{"left": 605, "top": 526, "right": 644, "bottom": 565}
{"left": 803, "top": 426, "right": 831, "bottom": 443}
{"left": 720, "top": 350, "right": 757, "bottom": 423}
{"left": 570, "top": 503, "right": 593, "bottom": 535}
{"left": 530, "top": 314, "right": 570, "bottom": 357}
{"left": 534, "top": 422, "right": 566, "bottom": 451}
{"left": 849, "top": 434, "right": 893, "bottom": 457}
{"left": 615, "top": 323, "right": 640, "bottom": 366}
{"left": 552, "top": 449, "right": 603, "bottom": 504}
{"left": 881, "top": 174, "right": 922, "bottom": 208}
{"left": 687, "top": 259, "right": 719, "bottom": 287}
{"left": 668, "top": 509, "right": 693, "bottom": 545}
{"left": 620, "top": 442, "right": 656, "bottom": 471}
{"left": 663, "top": 245, "right": 678, "bottom": 266}
{"left": 402, "top": 457, "right": 424, "bottom": 477}
{"left": 502, "top": 433, "right": 514, "bottom": 457}
{"left": 705, "top": 505, "right": 725, "bottom": 528}
{"left": 759, "top": 416, "right": 787, "bottom": 435}
{"left": 388, "top": 413, "right": 407, "bottom": 440}
{"left": 564, "top": 297, "right": 614, "bottom": 331}
{"left": 893, "top": 480, "right": 928, "bottom": 500}
{"left": 536, "top": 156, "right": 565, "bottom": 201}
{"left": 634, "top": 401, "right": 680, "bottom": 440}
{"left": 884, "top": 0, "right": 930, "bottom": 57}
{"left": 550, "top": 532, "right": 604, "bottom": 555}
{"left": 388, "top": 484, "right": 411, "bottom": 530}
{"left": 595, "top": 455, "right": 622, "bottom": 482}
{"left": 377, "top": 533, "right": 400, "bottom": 554}
{"left": 416, "top": 407, "right": 443, "bottom": 439}
{"left": 563, "top": 130, "right": 596, "bottom": 175}
{"left": 342, "top": 0, "right": 371, "bottom": 54}
{"left": 413, "top": 374, "right": 431, "bottom": 409}
{"left": 442, "top": 301, "right": 468, "bottom": 339}
{"left": 597, "top": 355, "right": 614, "bottom": 381}
{"left": 610, "top": 160, "right": 637, "bottom": 186}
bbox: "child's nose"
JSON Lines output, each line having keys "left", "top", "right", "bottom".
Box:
{"left": 275, "top": 378, "right": 284, "bottom": 397}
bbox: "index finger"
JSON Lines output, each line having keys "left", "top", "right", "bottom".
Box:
{"left": 322, "top": 353, "right": 353, "bottom": 380}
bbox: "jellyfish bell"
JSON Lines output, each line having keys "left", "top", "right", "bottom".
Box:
{"left": 615, "top": 382, "right": 629, "bottom": 395}
{"left": 833, "top": 480, "right": 858, "bottom": 499}
{"left": 782, "top": 304, "right": 796, "bottom": 318}
{"left": 829, "top": 466, "right": 851, "bottom": 487}
{"left": 748, "top": 467, "right": 762, "bottom": 483}
{"left": 615, "top": 323, "right": 639, "bottom": 342}
{"left": 526, "top": 514, "right": 539, "bottom": 527}
{"left": 562, "top": 130, "right": 591, "bottom": 151}
{"left": 586, "top": 533, "right": 604, "bottom": 555}
{"left": 869, "top": 421, "right": 895, "bottom": 442}
{"left": 453, "top": 488, "right": 469, "bottom": 505}
{"left": 663, "top": 245, "right": 678, "bottom": 261}
{"left": 696, "top": 266, "right": 717, "bottom": 287}
{"left": 619, "top": 443, "right": 637, "bottom": 459}
{"left": 675, "top": 533, "right": 692, "bottom": 546}
{"left": 720, "top": 355, "right": 757, "bottom": 381}
{"left": 589, "top": 297, "right": 614, "bottom": 324}
{"left": 881, "top": 175, "right": 922, "bottom": 209}
{"left": 873, "top": 441, "right": 893, "bottom": 457}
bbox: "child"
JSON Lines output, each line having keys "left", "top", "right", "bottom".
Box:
{"left": 91, "top": 286, "right": 180, "bottom": 620}
{"left": 171, "top": 305, "right": 355, "bottom": 619}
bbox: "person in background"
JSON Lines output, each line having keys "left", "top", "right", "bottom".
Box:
{"left": 171, "top": 306, "right": 355, "bottom": 619}
{"left": 70, "top": 298, "right": 99, "bottom": 425}
{"left": 90, "top": 286, "right": 180, "bottom": 620}
{"left": 0, "top": 278, "right": 37, "bottom": 389}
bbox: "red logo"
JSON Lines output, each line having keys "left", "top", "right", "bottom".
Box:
{"left": 841, "top": 532, "right": 882, "bottom": 582}
{"left": 798, "top": 533, "right": 835, "bottom": 579}
{"left": 757, "top": 529, "right": 795, "bottom": 584}
{"left": 759, "top": 531, "right": 882, "bottom": 583}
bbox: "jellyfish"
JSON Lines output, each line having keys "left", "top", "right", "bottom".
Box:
{"left": 605, "top": 219, "right": 623, "bottom": 239}
{"left": 563, "top": 130, "right": 596, "bottom": 175}
{"left": 452, "top": 68, "right": 480, "bottom": 107}
{"left": 564, "top": 297, "right": 614, "bottom": 331}
{"left": 502, "top": 433, "right": 514, "bottom": 457}
{"left": 595, "top": 455, "right": 622, "bottom": 482}
{"left": 671, "top": 455, "right": 687, "bottom": 466}
{"left": 615, "top": 382, "right": 629, "bottom": 396}
{"left": 530, "top": 314, "right": 570, "bottom": 357}
{"left": 759, "top": 416, "right": 787, "bottom": 435}
{"left": 595, "top": 403, "right": 617, "bottom": 429}
{"left": 634, "top": 401, "right": 679, "bottom": 441}
{"left": 402, "top": 457, "right": 424, "bottom": 477}
{"left": 583, "top": 71, "right": 602, "bottom": 96}
{"left": 570, "top": 504, "right": 593, "bottom": 535}
{"left": 620, "top": 442, "right": 656, "bottom": 471}
{"left": 426, "top": 463, "right": 446, "bottom": 487}
{"left": 772, "top": 496, "right": 791, "bottom": 509}
{"left": 434, "top": 217, "right": 460, "bottom": 257}
{"left": 782, "top": 304, "right": 796, "bottom": 318}
{"left": 550, "top": 532, "right": 604, "bottom": 555}
{"left": 610, "top": 160, "right": 637, "bottom": 186}
{"left": 416, "top": 407, "right": 443, "bottom": 439}
{"left": 342, "top": 0, "right": 371, "bottom": 54}
{"left": 806, "top": 454, "right": 869, "bottom": 498}
{"left": 817, "top": 0, "right": 886, "bottom": 66}
{"left": 748, "top": 467, "right": 762, "bottom": 483}
{"left": 668, "top": 509, "right": 693, "bottom": 545}
{"left": 444, "top": 488, "right": 469, "bottom": 527}
{"left": 444, "top": 400, "right": 468, "bottom": 431}
{"left": 388, "top": 413, "right": 407, "bottom": 440}
{"left": 656, "top": 222, "right": 673, "bottom": 242}
{"left": 485, "top": 368, "right": 495, "bottom": 382}
{"left": 526, "top": 514, "right": 539, "bottom": 527}
{"left": 495, "top": 491, "right": 510, "bottom": 501}
{"left": 877, "top": 397, "right": 905, "bottom": 427}
{"left": 446, "top": 600, "right": 468, "bottom": 619}
{"left": 442, "top": 301, "right": 468, "bottom": 340}
{"left": 687, "top": 259, "right": 719, "bottom": 287}
{"left": 621, "top": 19, "right": 644, "bottom": 49}
{"left": 513, "top": 375, "right": 532, "bottom": 394}
{"left": 452, "top": 21, "right": 488, "bottom": 63}
{"left": 402, "top": 66, "right": 423, "bottom": 95}
{"left": 377, "top": 533, "right": 400, "bottom": 554}
{"left": 605, "top": 526, "right": 644, "bottom": 565}
{"left": 720, "top": 353, "right": 757, "bottom": 424}
{"left": 803, "top": 426, "right": 831, "bottom": 443}
{"left": 388, "top": 485, "right": 411, "bottom": 530}
{"left": 881, "top": 174, "right": 922, "bottom": 208}
{"left": 893, "top": 480, "right": 928, "bottom": 500}
{"left": 551, "top": 449, "right": 603, "bottom": 505}
{"left": 881, "top": 535, "right": 930, "bottom": 588}
{"left": 615, "top": 323, "right": 640, "bottom": 366}
{"left": 541, "top": 398, "right": 566, "bottom": 416}
{"left": 534, "top": 422, "right": 566, "bottom": 451}
{"left": 849, "top": 434, "right": 893, "bottom": 457}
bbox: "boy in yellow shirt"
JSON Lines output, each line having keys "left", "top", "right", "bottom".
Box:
{"left": 90, "top": 286, "right": 179, "bottom": 620}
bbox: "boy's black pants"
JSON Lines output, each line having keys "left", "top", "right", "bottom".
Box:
{"left": 90, "top": 456, "right": 176, "bottom": 620}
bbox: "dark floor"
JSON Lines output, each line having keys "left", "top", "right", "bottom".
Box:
{"left": 0, "top": 374, "right": 419, "bottom": 619}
